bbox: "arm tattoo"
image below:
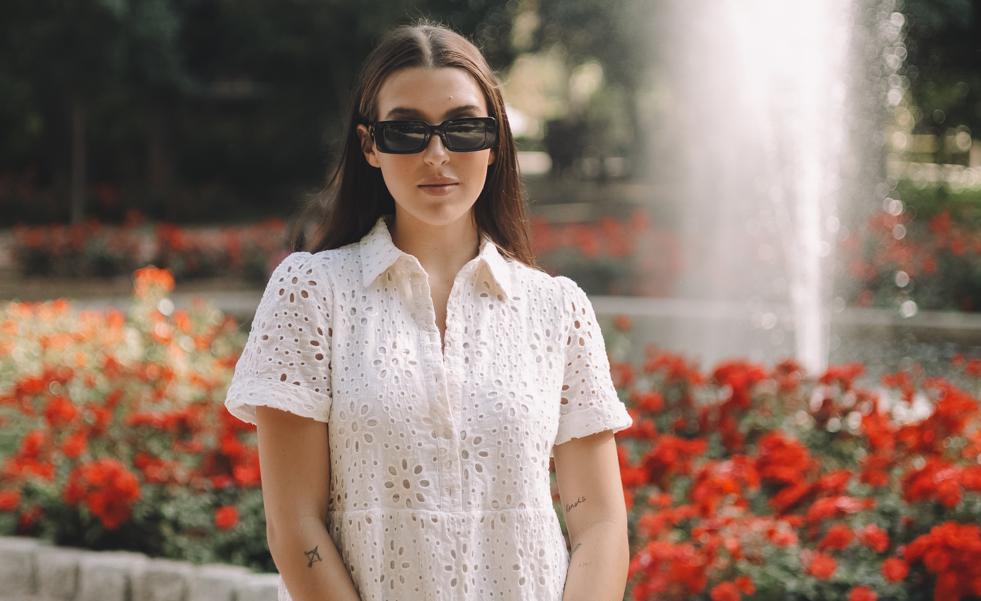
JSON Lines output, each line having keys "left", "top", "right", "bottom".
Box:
{"left": 565, "top": 495, "right": 586, "bottom": 514}
{"left": 304, "top": 545, "right": 322, "bottom": 568}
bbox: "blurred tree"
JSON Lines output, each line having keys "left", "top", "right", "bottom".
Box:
{"left": 903, "top": 0, "right": 981, "bottom": 162}
{"left": 0, "top": 1, "right": 127, "bottom": 224}
{"left": 122, "top": 0, "right": 189, "bottom": 204}
{"left": 0, "top": 1, "right": 520, "bottom": 223}
{"left": 531, "top": 0, "right": 666, "bottom": 177}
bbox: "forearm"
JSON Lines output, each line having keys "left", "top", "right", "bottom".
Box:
{"left": 268, "top": 516, "right": 362, "bottom": 601}
{"left": 560, "top": 519, "right": 630, "bottom": 601}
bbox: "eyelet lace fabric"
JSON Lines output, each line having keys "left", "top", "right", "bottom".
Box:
{"left": 224, "top": 214, "right": 633, "bottom": 601}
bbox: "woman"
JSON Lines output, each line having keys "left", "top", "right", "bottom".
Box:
{"left": 224, "top": 18, "right": 633, "bottom": 601}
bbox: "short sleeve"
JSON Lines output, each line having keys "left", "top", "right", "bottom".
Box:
{"left": 223, "top": 252, "right": 333, "bottom": 426}
{"left": 552, "top": 276, "right": 633, "bottom": 450}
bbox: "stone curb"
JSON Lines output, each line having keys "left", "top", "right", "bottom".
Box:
{"left": 0, "top": 536, "right": 278, "bottom": 601}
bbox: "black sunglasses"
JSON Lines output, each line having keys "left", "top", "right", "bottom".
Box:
{"left": 368, "top": 116, "right": 498, "bottom": 154}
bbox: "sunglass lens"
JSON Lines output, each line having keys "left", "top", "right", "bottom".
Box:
{"left": 444, "top": 119, "right": 492, "bottom": 151}
{"left": 381, "top": 122, "right": 428, "bottom": 152}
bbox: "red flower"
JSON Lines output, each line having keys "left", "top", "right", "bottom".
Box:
{"left": 819, "top": 362, "right": 865, "bottom": 390}
{"left": 858, "top": 524, "right": 890, "bottom": 553}
{"left": 848, "top": 585, "right": 877, "bottom": 601}
{"left": 17, "top": 506, "right": 43, "bottom": 531}
{"left": 133, "top": 265, "right": 175, "bottom": 299}
{"left": 882, "top": 557, "right": 908, "bottom": 582}
{"left": 818, "top": 524, "right": 854, "bottom": 551}
{"left": 905, "top": 522, "right": 981, "bottom": 598}
{"left": 43, "top": 395, "right": 78, "bottom": 428}
{"left": 61, "top": 431, "right": 88, "bottom": 459}
{"left": 816, "top": 470, "right": 852, "bottom": 495}
{"left": 19, "top": 430, "right": 48, "bottom": 457}
{"left": 711, "top": 360, "right": 768, "bottom": 410}
{"left": 63, "top": 458, "right": 141, "bottom": 530}
{"left": 734, "top": 575, "right": 755, "bottom": 595}
{"left": 805, "top": 551, "right": 837, "bottom": 579}
{"left": 710, "top": 581, "right": 741, "bottom": 601}
{"left": 0, "top": 490, "right": 21, "bottom": 511}
{"left": 770, "top": 482, "right": 814, "bottom": 514}
{"left": 643, "top": 435, "right": 707, "bottom": 483}
{"left": 902, "top": 457, "right": 960, "bottom": 506}
{"left": 755, "top": 432, "right": 815, "bottom": 488}
{"left": 632, "top": 391, "right": 664, "bottom": 412}
{"left": 923, "top": 548, "right": 951, "bottom": 573}
{"left": 936, "top": 479, "right": 962, "bottom": 508}
{"left": 215, "top": 505, "right": 239, "bottom": 530}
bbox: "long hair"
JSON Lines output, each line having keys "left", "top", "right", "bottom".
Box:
{"left": 292, "top": 18, "right": 540, "bottom": 270}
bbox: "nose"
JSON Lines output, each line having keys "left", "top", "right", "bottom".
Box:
{"left": 422, "top": 132, "right": 450, "bottom": 165}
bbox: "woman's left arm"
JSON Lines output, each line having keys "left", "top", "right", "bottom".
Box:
{"left": 553, "top": 429, "right": 630, "bottom": 601}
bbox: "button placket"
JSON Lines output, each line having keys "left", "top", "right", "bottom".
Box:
{"left": 441, "top": 269, "right": 466, "bottom": 510}
{"left": 410, "top": 264, "right": 465, "bottom": 510}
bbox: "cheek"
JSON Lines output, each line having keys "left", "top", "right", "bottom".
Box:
{"left": 461, "top": 152, "right": 492, "bottom": 185}
{"left": 377, "top": 158, "right": 416, "bottom": 189}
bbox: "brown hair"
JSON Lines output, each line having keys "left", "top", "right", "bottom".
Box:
{"left": 291, "top": 17, "right": 540, "bottom": 270}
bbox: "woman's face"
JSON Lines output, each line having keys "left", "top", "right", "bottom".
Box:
{"left": 357, "top": 67, "right": 496, "bottom": 226}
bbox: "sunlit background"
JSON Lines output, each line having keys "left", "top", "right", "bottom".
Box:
{"left": 0, "top": 1, "right": 979, "bottom": 600}
{"left": 2, "top": 1, "right": 976, "bottom": 381}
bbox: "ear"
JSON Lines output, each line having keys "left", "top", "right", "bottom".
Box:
{"left": 356, "top": 124, "right": 381, "bottom": 168}
{"left": 488, "top": 147, "right": 496, "bottom": 167}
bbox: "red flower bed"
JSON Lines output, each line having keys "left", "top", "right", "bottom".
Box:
{"left": 9, "top": 210, "right": 681, "bottom": 295}
{"left": 604, "top": 318, "right": 980, "bottom": 600}
{"left": 0, "top": 266, "right": 978, "bottom": 594}
{"left": 11, "top": 210, "right": 289, "bottom": 282}
{"left": 0, "top": 267, "right": 271, "bottom": 568}
{"left": 838, "top": 205, "right": 980, "bottom": 312}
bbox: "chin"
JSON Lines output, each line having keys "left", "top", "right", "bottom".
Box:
{"left": 402, "top": 197, "right": 477, "bottom": 224}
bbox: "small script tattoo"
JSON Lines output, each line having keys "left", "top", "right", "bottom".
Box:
{"left": 304, "top": 545, "right": 322, "bottom": 568}
{"left": 565, "top": 495, "right": 586, "bottom": 514}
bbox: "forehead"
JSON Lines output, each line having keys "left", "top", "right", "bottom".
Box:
{"left": 376, "top": 67, "right": 488, "bottom": 120}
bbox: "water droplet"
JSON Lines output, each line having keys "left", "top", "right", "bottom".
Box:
{"left": 884, "top": 198, "right": 904, "bottom": 215}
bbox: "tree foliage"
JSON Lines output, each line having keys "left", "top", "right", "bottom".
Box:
{"left": 0, "top": 0, "right": 519, "bottom": 222}
{"left": 902, "top": 0, "right": 980, "bottom": 139}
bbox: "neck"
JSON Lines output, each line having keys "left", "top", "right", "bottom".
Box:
{"left": 387, "top": 210, "right": 480, "bottom": 281}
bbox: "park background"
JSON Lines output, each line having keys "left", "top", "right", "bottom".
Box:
{"left": 0, "top": 1, "right": 979, "bottom": 600}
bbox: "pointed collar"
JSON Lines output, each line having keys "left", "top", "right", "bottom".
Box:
{"left": 359, "top": 214, "right": 513, "bottom": 299}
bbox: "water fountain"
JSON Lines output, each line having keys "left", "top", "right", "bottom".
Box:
{"left": 625, "top": 0, "right": 911, "bottom": 377}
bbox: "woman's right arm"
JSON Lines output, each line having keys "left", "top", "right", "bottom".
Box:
{"left": 256, "top": 405, "right": 362, "bottom": 601}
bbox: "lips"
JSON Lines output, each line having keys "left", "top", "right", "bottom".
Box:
{"left": 418, "top": 177, "right": 459, "bottom": 187}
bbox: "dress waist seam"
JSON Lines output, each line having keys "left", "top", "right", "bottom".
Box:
{"left": 327, "top": 505, "right": 558, "bottom": 516}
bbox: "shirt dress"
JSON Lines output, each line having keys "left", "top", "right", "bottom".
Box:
{"left": 223, "top": 213, "right": 634, "bottom": 601}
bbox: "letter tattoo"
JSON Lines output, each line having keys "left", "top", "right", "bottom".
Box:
{"left": 565, "top": 495, "right": 586, "bottom": 514}
{"left": 304, "top": 545, "right": 322, "bottom": 568}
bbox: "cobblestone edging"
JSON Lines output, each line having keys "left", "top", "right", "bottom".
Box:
{"left": 0, "top": 535, "right": 279, "bottom": 601}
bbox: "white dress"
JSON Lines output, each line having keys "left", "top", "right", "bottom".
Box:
{"left": 224, "top": 214, "right": 633, "bottom": 601}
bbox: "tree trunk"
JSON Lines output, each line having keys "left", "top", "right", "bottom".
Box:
{"left": 147, "top": 103, "right": 172, "bottom": 190}
{"left": 69, "top": 97, "right": 86, "bottom": 225}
